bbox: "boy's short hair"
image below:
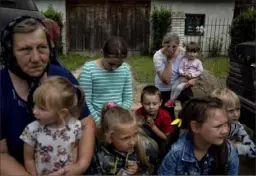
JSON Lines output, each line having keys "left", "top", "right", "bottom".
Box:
{"left": 211, "top": 88, "right": 240, "bottom": 109}
{"left": 141, "top": 85, "right": 161, "bottom": 103}
{"left": 186, "top": 42, "right": 200, "bottom": 52}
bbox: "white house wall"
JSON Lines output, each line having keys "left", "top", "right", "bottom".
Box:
{"left": 34, "top": 0, "right": 67, "bottom": 54}
{"left": 151, "top": 0, "right": 235, "bottom": 56}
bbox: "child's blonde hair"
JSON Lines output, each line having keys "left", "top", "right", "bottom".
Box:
{"left": 98, "top": 102, "right": 150, "bottom": 167}
{"left": 33, "top": 76, "right": 85, "bottom": 119}
{"left": 211, "top": 88, "right": 240, "bottom": 109}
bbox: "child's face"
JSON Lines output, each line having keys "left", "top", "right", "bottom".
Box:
{"left": 110, "top": 123, "right": 138, "bottom": 153}
{"left": 33, "top": 105, "right": 59, "bottom": 126}
{"left": 142, "top": 94, "right": 161, "bottom": 116}
{"left": 226, "top": 105, "right": 240, "bottom": 123}
{"left": 102, "top": 57, "right": 125, "bottom": 71}
{"left": 192, "top": 108, "right": 229, "bottom": 146}
{"left": 186, "top": 51, "right": 198, "bottom": 60}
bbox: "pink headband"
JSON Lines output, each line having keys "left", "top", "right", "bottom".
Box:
{"left": 107, "top": 101, "right": 117, "bottom": 108}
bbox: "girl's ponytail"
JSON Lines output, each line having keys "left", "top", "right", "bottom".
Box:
{"left": 70, "top": 85, "right": 85, "bottom": 118}
{"left": 210, "top": 140, "right": 228, "bottom": 174}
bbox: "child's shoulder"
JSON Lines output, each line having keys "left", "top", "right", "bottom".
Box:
{"left": 167, "top": 133, "right": 188, "bottom": 157}
{"left": 27, "top": 120, "right": 42, "bottom": 129}
{"left": 121, "top": 62, "right": 132, "bottom": 71}
{"left": 23, "top": 121, "right": 43, "bottom": 134}
{"left": 135, "top": 106, "right": 144, "bottom": 114}
{"left": 158, "top": 108, "right": 171, "bottom": 117}
{"left": 84, "top": 60, "right": 96, "bottom": 66}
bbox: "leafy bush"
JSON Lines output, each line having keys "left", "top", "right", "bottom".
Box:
{"left": 151, "top": 7, "right": 172, "bottom": 53}
{"left": 41, "top": 5, "right": 63, "bottom": 29}
{"left": 41, "top": 5, "right": 63, "bottom": 52}
{"left": 229, "top": 8, "right": 256, "bottom": 51}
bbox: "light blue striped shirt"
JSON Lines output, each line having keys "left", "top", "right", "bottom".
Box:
{"left": 79, "top": 61, "right": 133, "bottom": 124}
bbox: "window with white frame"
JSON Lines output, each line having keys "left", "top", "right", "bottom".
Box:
{"left": 185, "top": 14, "right": 205, "bottom": 36}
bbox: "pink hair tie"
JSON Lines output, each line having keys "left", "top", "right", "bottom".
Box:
{"left": 107, "top": 101, "right": 117, "bottom": 108}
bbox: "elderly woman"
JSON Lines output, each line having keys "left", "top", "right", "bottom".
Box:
{"left": 0, "top": 16, "right": 95, "bottom": 175}
{"left": 153, "top": 33, "right": 194, "bottom": 118}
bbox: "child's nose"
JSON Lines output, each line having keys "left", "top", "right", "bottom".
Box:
{"left": 221, "top": 125, "right": 230, "bottom": 135}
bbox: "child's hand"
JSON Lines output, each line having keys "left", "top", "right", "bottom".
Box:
{"left": 126, "top": 161, "right": 139, "bottom": 174}
{"left": 184, "top": 82, "right": 192, "bottom": 88}
{"left": 184, "top": 79, "right": 196, "bottom": 88}
{"left": 184, "top": 73, "right": 192, "bottom": 79}
{"left": 43, "top": 168, "right": 67, "bottom": 176}
{"left": 146, "top": 118, "right": 155, "bottom": 128}
{"left": 231, "top": 140, "right": 239, "bottom": 150}
{"left": 180, "top": 73, "right": 186, "bottom": 77}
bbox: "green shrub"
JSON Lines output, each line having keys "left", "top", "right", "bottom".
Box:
{"left": 229, "top": 8, "right": 256, "bottom": 51}
{"left": 151, "top": 7, "right": 172, "bottom": 53}
{"left": 41, "top": 5, "right": 64, "bottom": 52}
{"left": 208, "top": 37, "right": 223, "bottom": 57}
{"left": 41, "top": 5, "right": 63, "bottom": 29}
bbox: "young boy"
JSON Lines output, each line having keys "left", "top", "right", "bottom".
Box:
{"left": 211, "top": 88, "right": 256, "bottom": 158}
{"left": 136, "top": 85, "right": 173, "bottom": 141}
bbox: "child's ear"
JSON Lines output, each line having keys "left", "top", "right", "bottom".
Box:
{"left": 59, "top": 108, "right": 69, "bottom": 118}
{"left": 190, "top": 121, "right": 201, "bottom": 134}
{"left": 104, "top": 133, "right": 112, "bottom": 144}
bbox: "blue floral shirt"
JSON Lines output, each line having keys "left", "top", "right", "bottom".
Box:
{"left": 158, "top": 132, "right": 239, "bottom": 175}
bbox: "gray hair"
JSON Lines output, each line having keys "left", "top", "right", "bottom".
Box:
{"left": 162, "top": 32, "right": 180, "bottom": 45}
{"left": 13, "top": 18, "right": 47, "bottom": 34}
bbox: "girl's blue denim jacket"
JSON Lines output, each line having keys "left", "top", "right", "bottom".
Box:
{"left": 158, "top": 132, "right": 239, "bottom": 175}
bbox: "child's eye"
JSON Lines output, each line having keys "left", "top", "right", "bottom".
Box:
{"left": 122, "top": 137, "right": 130, "bottom": 140}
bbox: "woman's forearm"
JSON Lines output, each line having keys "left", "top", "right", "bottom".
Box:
{"left": 24, "top": 159, "right": 37, "bottom": 176}
{"left": 161, "top": 61, "right": 172, "bottom": 84}
{"left": 77, "top": 116, "right": 96, "bottom": 172}
{"left": 0, "top": 153, "right": 29, "bottom": 175}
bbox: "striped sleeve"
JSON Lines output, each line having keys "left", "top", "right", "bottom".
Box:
{"left": 121, "top": 64, "right": 133, "bottom": 109}
{"left": 79, "top": 63, "right": 100, "bottom": 123}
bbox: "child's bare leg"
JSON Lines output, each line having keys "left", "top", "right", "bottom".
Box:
{"left": 165, "top": 79, "right": 184, "bottom": 107}
{"left": 171, "top": 82, "right": 186, "bottom": 100}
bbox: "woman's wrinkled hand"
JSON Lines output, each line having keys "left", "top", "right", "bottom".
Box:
{"left": 166, "top": 46, "right": 180, "bottom": 61}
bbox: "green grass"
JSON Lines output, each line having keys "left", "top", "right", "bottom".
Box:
{"left": 128, "top": 56, "right": 229, "bottom": 83}
{"left": 60, "top": 54, "right": 228, "bottom": 83}
{"left": 60, "top": 54, "right": 98, "bottom": 70}
{"left": 202, "top": 57, "right": 229, "bottom": 77}
{"left": 127, "top": 56, "right": 155, "bottom": 84}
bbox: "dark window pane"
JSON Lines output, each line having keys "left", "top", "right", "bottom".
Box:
{"left": 185, "top": 14, "right": 205, "bottom": 36}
